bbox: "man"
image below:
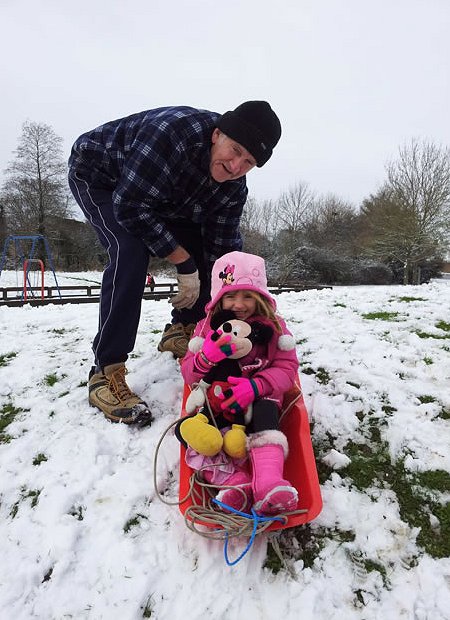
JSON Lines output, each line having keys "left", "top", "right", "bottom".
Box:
{"left": 68, "top": 101, "right": 281, "bottom": 425}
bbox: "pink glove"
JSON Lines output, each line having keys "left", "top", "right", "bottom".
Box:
{"left": 201, "top": 329, "right": 237, "bottom": 364}
{"left": 219, "top": 376, "right": 261, "bottom": 414}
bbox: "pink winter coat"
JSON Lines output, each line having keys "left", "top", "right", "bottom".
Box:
{"left": 181, "top": 314, "right": 299, "bottom": 408}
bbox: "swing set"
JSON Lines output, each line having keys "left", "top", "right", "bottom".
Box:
{"left": 0, "top": 235, "right": 62, "bottom": 301}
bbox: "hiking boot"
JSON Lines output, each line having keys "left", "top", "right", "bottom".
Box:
{"left": 184, "top": 323, "right": 196, "bottom": 339}
{"left": 88, "top": 363, "right": 153, "bottom": 426}
{"left": 157, "top": 323, "right": 196, "bottom": 359}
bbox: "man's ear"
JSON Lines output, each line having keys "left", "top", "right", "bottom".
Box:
{"left": 211, "top": 127, "right": 221, "bottom": 145}
{"left": 210, "top": 309, "right": 237, "bottom": 331}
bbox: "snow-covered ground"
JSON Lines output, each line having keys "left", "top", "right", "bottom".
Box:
{"left": 0, "top": 272, "right": 449, "bottom": 620}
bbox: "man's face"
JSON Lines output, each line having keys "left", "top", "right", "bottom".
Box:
{"left": 209, "top": 129, "right": 257, "bottom": 182}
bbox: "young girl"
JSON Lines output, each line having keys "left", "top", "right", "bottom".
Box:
{"left": 181, "top": 251, "right": 299, "bottom": 516}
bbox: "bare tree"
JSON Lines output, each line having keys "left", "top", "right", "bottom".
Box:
{"left": 241, "top": 196, "right": 278, "bottom": 258}
{"left": 304, "top": 193, "right": 359, "bottom": 255}
{"left": 270, "top": 182, "right": 315, "bottom": 281}
{"left": 276, "top": 182, "right": 315, "bottom": 239}
{"left": 387, "top": 139, "right": 450, "bottom": 234}
{"left": 362, "top": 140, "right": 450, "bottom": 283}
{"left": 359, "top": 184, "right": 446, "bottom": 284}
{"left": 1, "top": 121, "right": 73, "bottom": 236}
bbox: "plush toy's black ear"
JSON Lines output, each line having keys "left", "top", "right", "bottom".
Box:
{"left": 210, "top": 309, "right": 237, "bottom": 331}
{"left": 249, "top": 321, "right": 274, "bottom": 345}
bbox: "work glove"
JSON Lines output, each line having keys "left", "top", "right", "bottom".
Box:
{"left": 170, "top": 270, "right": 200, "bottom": 309}
{"left": 219, "top": 376, "right": 261, "bottom": 414}
{"left": 201, "top": 329, "right": 237, "bottom": 364}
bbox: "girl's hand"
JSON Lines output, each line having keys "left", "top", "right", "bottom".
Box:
{"left": 219, "top": 376, "right": 260, "bottom": 414}
{"left": 200, "top": 329, "right": 237, "bottom": 364}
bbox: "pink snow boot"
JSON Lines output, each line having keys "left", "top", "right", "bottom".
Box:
{"left": 204, "top": 467, "right": 253, "bottom": 513}
{"left": 248, "top": 430, "right": 298, "bottom": 516}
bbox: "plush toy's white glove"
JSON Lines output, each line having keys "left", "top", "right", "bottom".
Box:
{"left": 171, "top": 270, "right": 200, "bottom": 309}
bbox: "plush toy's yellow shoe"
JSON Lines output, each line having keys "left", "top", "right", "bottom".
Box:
{"left": 223, "top": 424, "right": 247, "bottom": 459}
{"left": 179, "top": 413, "right": 223, "bottom": 457}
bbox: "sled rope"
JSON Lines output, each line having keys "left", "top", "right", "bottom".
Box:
{"left": 153, "top": 382, "right": 303, "bottom": 510}
{"left": 153, "top": 385, "right": 308, "bottom": 565}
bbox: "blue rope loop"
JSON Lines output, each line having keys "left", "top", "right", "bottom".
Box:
{"left": 212, "top": 498, "right": 285, "bottom": 566}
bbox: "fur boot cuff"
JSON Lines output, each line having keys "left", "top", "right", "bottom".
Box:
{"left": 247, "top": 430, "right": 289, "bottom": 458}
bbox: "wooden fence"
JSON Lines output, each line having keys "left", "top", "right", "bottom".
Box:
{"left": 0, "top": 282, "right": 331, "bottom": 307}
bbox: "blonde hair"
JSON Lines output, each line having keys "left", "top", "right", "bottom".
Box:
{"left": 212, "top": 290, "right": 282, "bottom": 333}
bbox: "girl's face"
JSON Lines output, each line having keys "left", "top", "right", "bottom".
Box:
{"left": 221, "top": 290, "right": 256, "bottom": 321}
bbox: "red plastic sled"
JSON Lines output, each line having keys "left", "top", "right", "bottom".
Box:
{"left": 178, "top": 380, "right": 322, "bottom": 531}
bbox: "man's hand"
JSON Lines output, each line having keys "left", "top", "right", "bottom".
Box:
{"left": 171, "top": 270, "right": 200, "bottom": 309}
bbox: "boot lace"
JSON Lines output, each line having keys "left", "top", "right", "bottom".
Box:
{"left": 108, "top": 367, "right": 136, "bottom": 403}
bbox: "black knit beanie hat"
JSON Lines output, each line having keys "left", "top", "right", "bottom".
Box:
{"left": 216, "top": 101, "right": 282, "bottom": 167}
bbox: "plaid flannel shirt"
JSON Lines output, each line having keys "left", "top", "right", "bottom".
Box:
{"left": 68, "top": 106, "right": 247, "bottom": 264}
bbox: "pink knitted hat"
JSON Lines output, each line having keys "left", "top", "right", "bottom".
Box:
{"left": 205, "top": 251, "right": 275, "bottom": 312}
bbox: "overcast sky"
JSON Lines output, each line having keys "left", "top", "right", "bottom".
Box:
{"left": 1, "top": 0, "right": 449, "bottom": 209}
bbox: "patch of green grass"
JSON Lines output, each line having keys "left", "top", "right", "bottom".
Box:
{"left": 300, "top": 362, "right": 331, "bottom": 385}
{"left": 381, "top": 402, "right": 397, "bottom": 415}
{"left": 300, "top": 366, "right": 315, "bottom": 375}
{"left": 423, "top": 356, "right": 433, "bottom": 365}
{"left": 397, "top": 296, "right": 427, "bottom": 303}
{"left": 0, "top": 402, "right": 24, "bottom": 443}
{"left": 415, "top": 469, "right": 450, "bottom": 492}
{"left": 349, "top": 551, "right": 389, "bottom": 588}
{"left": 340, "top": 432, "right": 450, "bottom": 558}
{"left": 33, "top": 453, "right": 48, "bottom": 466}
{"left": 334, "top": 302, "right": 347, "bottom": 308}
{"left": 316, "top": 367, "right": 331, "bottom": 385}
{"left": 264, "top": 525, "right": 355, "bottom": 573}
{"left": 312, "top": 435, "right": 336, "bottom": 484}
{"left": 362, "top": 311, "right": 401, "bottom": 321}
{"left": 0, "top": 351, "right": 17, "bottom": 367}
{"left": 395, "top": 466, "right": 450, "bottom": 559}
{"left": 124, "top": 513, "right": 148, "bottom": 533}
{"left": 341, "top": 440, "right": 393, "bottom": 489}
{"left": 10, "top": 487, "right": 41, "bottom": 518}
{"left": 44, "top": 373, "right": 59, "bottom": 386}
{"left": 415, "top": 330, "right": 450, "bottom": 340}
{"left": 436, "top": 320, "right": 450, "bottom": 332}
{"left": 44, "top": 373, "right": 66, "bottom": 386}
{"left": 439, "top": 407, "right": 450, "bottom": 420}
{"left": 417, "top": 395, "right": 436, "bottom": 404}
{"left": 363, "top": 558, "right": 389, "bottom": 586}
